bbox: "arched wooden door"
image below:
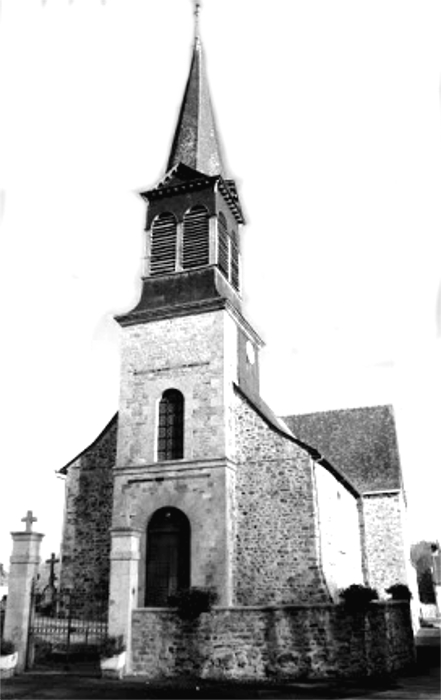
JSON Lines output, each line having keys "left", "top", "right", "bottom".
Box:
{"left": 145, "top": 507, "right": 190, "bottom": 606}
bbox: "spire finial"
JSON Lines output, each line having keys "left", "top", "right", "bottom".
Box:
{"left": 193, "top": 0, "right": 201, "bottom": 42}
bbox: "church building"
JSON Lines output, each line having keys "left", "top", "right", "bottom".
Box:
{"left": 57, "top": 6, "right": 413, "bottom": 673}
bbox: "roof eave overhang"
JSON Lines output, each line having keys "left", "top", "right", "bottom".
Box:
{"left": 140, "top": 175, "right": 218, "bottom": 203}
{"left": 140, "top": 176, "right": 245, "bottom": 225}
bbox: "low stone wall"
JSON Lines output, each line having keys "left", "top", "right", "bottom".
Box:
{"left": 131, "top": 602, "right": 414, "bottom": 680}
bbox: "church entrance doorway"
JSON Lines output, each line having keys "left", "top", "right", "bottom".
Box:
{"left": 145, "top": 507, "right": 190, "bottom": 606}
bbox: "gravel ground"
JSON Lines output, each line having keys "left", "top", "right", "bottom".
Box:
{"left": 2, "top": 665, "right": 440, "bottom": 700}
{"left": 2, "top": 643, "right": 439, "bottom": 700}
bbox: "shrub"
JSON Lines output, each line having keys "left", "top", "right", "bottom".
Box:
{"left": 169, "top": 587, "right": 218, "bottom": 621}
{"left": 1, "top": 639, "right": 16, "bottom": 656}
{"left": 339, "top": 584, "right": 379, "bottom": 612}
{"left": 98, "top": 635, "right": 125, "bottom": 659}
{"left": 386, "top": 583, "right": 412, "bottom": 601}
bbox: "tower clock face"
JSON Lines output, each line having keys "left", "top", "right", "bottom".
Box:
{"left": 246, "top": 341, "right": 255, "bottom": 365}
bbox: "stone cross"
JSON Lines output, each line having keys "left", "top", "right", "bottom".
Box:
{"left": 46, "top": 553, "right": 60, "bottom": 588}
{"left": 21, "top": 510, "right": 37, "bottom": 533}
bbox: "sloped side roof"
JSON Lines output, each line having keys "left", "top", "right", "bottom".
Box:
{"left": 235, "top": 384, "right": 359, "bottom": 497}
{"left": 150, "top": 163, "right": 215, "bottom": 191}
{"left": 283, "top": 406, "right": 402, "bottom": 493}
{"left": 59, "top": 413, "right": 118, "bottom": 475}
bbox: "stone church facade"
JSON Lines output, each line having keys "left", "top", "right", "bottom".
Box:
{"left": 58, "top": 11, "right": 413, "bottom": 675}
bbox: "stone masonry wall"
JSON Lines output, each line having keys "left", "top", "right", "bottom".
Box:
{"left": 116, "top": 311, "right": 228, "bottom": 469}
{"left": 59, "top": 417, "right": 116, "bottom": 603}
{"left": 115, "top": 464, "right": 234, "bottom": 607}
{"left": 362, "top": 492, "right": 409, "bottom": 598}
{"left": 111, "top": 310, "right": 239, "bottom": 606}
{"left": 230, "top": 391, "right": 329, "bottom": 605}
{"left": 131, "top": 602, "right": 414, "bottom": 680}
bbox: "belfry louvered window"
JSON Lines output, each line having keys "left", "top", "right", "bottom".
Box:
{"left": 150, "top": 213, "right": 177, "bottom": 276}
{"left": 231, "top": 229, "right": 240, "bottom": 291}
{"left": 182, "top": 206, "right": 209, "bottom": 269}
{"left": 158, "top": 389, "right": 184, "bottom": 461}
{"left": 218, "top": 212, "right": 229, "bottom": 279}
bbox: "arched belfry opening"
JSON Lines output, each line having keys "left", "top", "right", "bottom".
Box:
{"left": 145, "top": 507, "right": 191, "bottom": 607}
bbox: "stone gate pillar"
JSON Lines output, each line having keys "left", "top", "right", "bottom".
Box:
{"left": 3, "top": 511, "right": 44, "bottom": 672}
{"left": 108, "top": 527, "right": 142, "bottom": 675}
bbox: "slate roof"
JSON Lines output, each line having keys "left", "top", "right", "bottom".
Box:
{"left": 283, "top": 406, "right": 402, "bottom": 493}
{"left": 234, "top": 384, "right": 359, "bottom": 497}
{"left": 58, "top": 413, "right": 118, "bottom": 475}
{"left": 166, "top": 36, "right": 226, "bottom": 177}
{"left": 58, "top": 395, "right": 362, "bottom": 499}
{"left": 153, "top": 163, "right": 215, "bottom": 191}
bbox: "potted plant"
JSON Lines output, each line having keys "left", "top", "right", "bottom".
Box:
{"left": 99, "top": 635, "right": 126, "bottom": 679}
{"left": 0, "top": 639, "right": 18, "bottom": 678}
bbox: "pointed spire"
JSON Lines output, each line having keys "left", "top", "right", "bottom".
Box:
{"left": 166, "top": 2, "right": 226, "bottom": 177}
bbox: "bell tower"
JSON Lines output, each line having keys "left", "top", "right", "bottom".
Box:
{"left": 109, "top": 3, "right": 263, "bottom": 645}
{"left": 118, "top": 26, "right": 246, "bottom": 337}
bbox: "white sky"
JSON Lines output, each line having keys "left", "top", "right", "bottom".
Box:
{"left": 0, "top": 0, "right": 440, "bottom": 568}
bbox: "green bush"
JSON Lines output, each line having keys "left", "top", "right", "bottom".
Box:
{"left": 98, "top": 635, "right": 125, "bottom": 659}
{"left": 1, "top": 639, "right": 16, "bottom": 656}
{"left": 339, "top": 584, "right": 379, "bottom": 611}
{"left": 385, "top": 583, "right": 412, "bottom": 601}
{"left": 169, "top": 587, "right": 218, "bottom": 620}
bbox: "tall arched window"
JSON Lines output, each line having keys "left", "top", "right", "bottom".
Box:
{"left": 145, "top": 507, "right": 190, "bottom": 606}
{"left": 150, "top": 212, "right": 177, "bottom": 276}
{"left": 182, "top": 205, "right": 209, "bottom": 269}
{"left": 158, "top": 389, "right": 184, "bottom": 461}
{"left": 217, "top": 212, "right": 229, "bottom": 279}
{"left": 230, "top": 228, "right": 240, "bottom": 291}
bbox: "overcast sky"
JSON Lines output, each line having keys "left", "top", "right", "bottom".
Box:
{"left": 0, "top": 0, "right": 440, "bottom": 567}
